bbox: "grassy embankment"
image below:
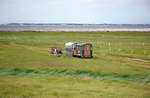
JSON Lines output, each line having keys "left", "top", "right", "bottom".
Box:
{"left": 0, "top": 31, "right": 150, "bottom": 98}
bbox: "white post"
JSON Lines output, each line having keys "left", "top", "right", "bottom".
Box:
{"left": 109, "top": 42, "right": 110, "bottom": 46}
{"left": 144, "top": 50, "right": 146, "bottom": 55}
{"left": 143, "top": 42, "right": 145, "bottom": 46}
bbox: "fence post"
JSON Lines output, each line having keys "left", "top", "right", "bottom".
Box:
{"left": 143, "top": 42, "right": 145, "bottom": 46}
{"left": 109, "top": 42, "right": 110, "bottom": 46}
{"left": 144, "top": 50, "right": 146, "bottom": 55}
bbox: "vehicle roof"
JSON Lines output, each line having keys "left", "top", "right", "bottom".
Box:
{"left": 74, "top": 43, "right": 92, "bottom": 46}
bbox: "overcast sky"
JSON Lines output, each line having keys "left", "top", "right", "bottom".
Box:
{"left": 0, "top": 0, "right": 150, "bottom": 24}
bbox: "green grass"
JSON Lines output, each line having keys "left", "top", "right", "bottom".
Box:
{"left": 0, "top": 31, "right": 150, "bottom": 98}
{"left": 0, "top": 68, "right": 150, "bottom": 83}
{"left": 1, "top": 76, "right": 150, "bottom": 98}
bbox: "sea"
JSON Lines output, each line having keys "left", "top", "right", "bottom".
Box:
{"left": 0, "top": 24, "right": 150, "bottom": 32}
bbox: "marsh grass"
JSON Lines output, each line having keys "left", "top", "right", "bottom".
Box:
{"left": 0, "top": 31, "right": 150, "bottom": 98}
{"left": 0, "top": 76, "right": 150, "bottom": 98}
{"left": 0, "top": 68, "right": 150, "bottom": 83}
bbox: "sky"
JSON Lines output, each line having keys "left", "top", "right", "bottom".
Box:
{"left": 0, "top": 0, "right": 150, "bottom": 24}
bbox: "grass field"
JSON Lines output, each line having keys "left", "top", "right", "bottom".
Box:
{"left": 0, "top": 31, "right": 150, "bottom": 98}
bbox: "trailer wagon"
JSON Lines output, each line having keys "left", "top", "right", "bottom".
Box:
{"left": 72, "top": 43, "right": 93, "bottom": 58}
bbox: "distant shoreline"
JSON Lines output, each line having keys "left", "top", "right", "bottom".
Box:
{"left": 0, "top": 24, "right": 150, "bottom": 32}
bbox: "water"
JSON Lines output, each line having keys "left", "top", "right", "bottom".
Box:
{"left": 0, "top": 24, "right": 150, "bottom": 32}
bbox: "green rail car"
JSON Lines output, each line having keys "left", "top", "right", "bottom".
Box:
{"left": 72, "top": 43, "right": 93, "bottom": 58}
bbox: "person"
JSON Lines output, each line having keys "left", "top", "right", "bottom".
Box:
{"left": 56, "top": 50, "right": 62, "bottom": 57}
